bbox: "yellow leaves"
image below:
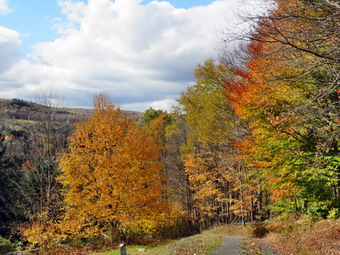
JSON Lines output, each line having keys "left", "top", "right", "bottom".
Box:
{"left": 251, "top": 161, "right": 274, "bottom": 169}
{"left": 271, "top": 182, "right": 298, "bottom": 201}
{"left": 183, "top": 151, "right": 231, "bottom": 222}
{"left": 57, "top": 95, "right": 170, "bottom": 238}
{"left": 20, "top": 219, "right": 67, "bottom": 249}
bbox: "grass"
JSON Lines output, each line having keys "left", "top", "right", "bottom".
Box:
{"left": 61, "top": 218, "right": 340, "bottom": 255}
{"left": 265, "top": 217, "right": 340, "bottom": 255}
{"left": 98, "top": 237, "right": 221, "bottom": 255}
{"left": 204, "top": 224, "right": 252, "bottom": 237}
{"left": 99, "top": 245, "right": 156, "bottom": 255}
{"left": 0, "top": 118, "right": 38, "bottom": 130}
{"left": 148, "top": 234, "right": 222, "bottom": 255}
{"left": 96, "top": 225, "right": 254, "bottom": 255}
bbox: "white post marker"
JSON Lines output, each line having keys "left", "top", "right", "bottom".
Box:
{"left": 119, "top": 243, "right": 127, "bottom": 255}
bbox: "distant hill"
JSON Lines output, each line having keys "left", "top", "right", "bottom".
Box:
{"left": 0, "top": 98, "right": 143, "bottom": 132}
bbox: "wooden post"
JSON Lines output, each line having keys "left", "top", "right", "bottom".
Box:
{"left": 120, "top": 244, "right": 127, "bottom": 255}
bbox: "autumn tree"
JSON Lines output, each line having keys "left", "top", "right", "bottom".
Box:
{"left": 58, "top": 95, "right": 170, "bottom": 241}
{"left": 174, "top": 59, "right": 260, "bottom": 227}
{"left": 223, "top": 0, "right": 339, "bottom": 215}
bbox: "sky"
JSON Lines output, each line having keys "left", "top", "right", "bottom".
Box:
{"left": 0, "top": 0, "right": 269, "bottom": 112}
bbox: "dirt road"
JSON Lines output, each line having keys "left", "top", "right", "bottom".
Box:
{"left": 211, "top": 236, "right": 279, "bottom": 255}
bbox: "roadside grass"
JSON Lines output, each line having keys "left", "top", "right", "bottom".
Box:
{"left": 76, "top": 219, "right": 340, "bottom": 255}
{"left": 265, "top": 217, "right": 340, "bottom": 255}
{"left": 147, "top": 233, "right": 223, "bottom": 255}
{"left": 97, "top": 225, "right": 254, "bottom": 255}
{"left": 98, "top": 237, "right": 221, "bottom": 255}
{"left": 99, "top": 244, "right": 159, "bottom": 255}
{"left": 204, "top": 224, "right": 252, "bottom": 237}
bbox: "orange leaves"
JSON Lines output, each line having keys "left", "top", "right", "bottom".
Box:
{"left": 222, "top": 0, "right": 340, "bottom": 213}
{"left": 58, "top": 95, "right": 169, "bottom": 237}
{"left": 271, "top": 181, "right": 298, "bottom": 201}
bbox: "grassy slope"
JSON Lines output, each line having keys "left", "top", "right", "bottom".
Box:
{"left": 266, "top": 218, "right": 340, "bottom": 255}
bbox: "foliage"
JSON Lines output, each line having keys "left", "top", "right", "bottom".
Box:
{"left": 327, "top": 208, "right": 340, "bottom": 219}
{"left": 0, "top": 235, "right": 22, "bottom": 253}
{"left": 9, "top": 98, "right": 31, "bottom": 108}
{"left": 141, "top": 108, "right": 167, "bottom": 126}
{"left": 0, "top": 93, "right": 78, "bottom": 241}
{"left": 58, "top": 95, "right": 171, "bottom": 242}
{"left": 0, "top": 132, "right": 26, "bottom": 235}
{"left": 223, "top": 0, "right": 339, "bottom": 216}
{"left": 1, "top": 0, "right": 339, "bottom": 248}
{"left": 307, "top": 201, "right": 331, "bottom": 219}
{"left": 20, "top": 219, "right": 66, "bottom": 250}
{"left": 176, "top": 59, "right": 242, "bottom": 227}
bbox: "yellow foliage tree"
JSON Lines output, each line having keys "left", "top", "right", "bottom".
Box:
{"left": 58, "top": 95, "right": 168, "bottom": 240}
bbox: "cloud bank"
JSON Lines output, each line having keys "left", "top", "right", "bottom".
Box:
{"left": 0, "top": 0, "right": 266, "bottom": 111}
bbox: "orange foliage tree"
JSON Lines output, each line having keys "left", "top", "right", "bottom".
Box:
{"left": 58, "top": 95, "right": 171, "bottom": 241}
{"left": 224, "top": 0, "right": 339, "bottom": 213}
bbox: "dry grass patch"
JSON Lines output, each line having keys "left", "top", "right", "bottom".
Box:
{"left": 205, "top": 224, "right": 253, "bottom": 237}
{"left": 266, "top": 219, "right": 340, "bottom": 255}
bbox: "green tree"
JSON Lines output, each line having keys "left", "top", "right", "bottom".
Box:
{"left": 141, "top": 107, "right": 167, "bottom": 126}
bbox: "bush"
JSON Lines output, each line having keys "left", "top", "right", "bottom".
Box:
{"left": 0, "top": 236, "right": 22, "bottom": 253}
{"left": 252, "top": 223, "right": 269, "bottom": 238}
{"left": 327, "top": 208, "right": 340, "bottom": 219}
{"left": 21, "top": 221, "right": 66, "bottom": 250}
{"left": 9, "top": 98, "right": 31, "bottom": 108}
{"left": 307, "top": 201, "right": 330, "bottom": 219}
{"left": 268, "top": 199, "right": 300, "bottom": 214}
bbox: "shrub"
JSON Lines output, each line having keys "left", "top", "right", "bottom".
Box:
{"left": 252, "top": 223, "right": 269, "bottom": 238}
{"left": 307, "top": 201, "right": 330, "bottom": 219}
{"left": 9, "top": 98, "right": 31, "bottom": 108}
{"left": 327, "top": 208, "right": 340, "bottom": 219}
{"left": 0, "top": 236, "right": 22, "bottom": 253}
{"left": 20, "top": 221, "right": 66, "bottom": 250}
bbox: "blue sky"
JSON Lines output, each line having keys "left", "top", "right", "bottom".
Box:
{"left": 0, "top": 0, "right": 65, "bottom": 53}
{"left": 0, "top": 0, "right": 267, "bottom": 111}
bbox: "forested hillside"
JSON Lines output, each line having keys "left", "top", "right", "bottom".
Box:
{"left": 0, "top": 97, "right": 142, "bottom": 248}
{"left": 0, "top": 0, "right": 338, "bottom": 253}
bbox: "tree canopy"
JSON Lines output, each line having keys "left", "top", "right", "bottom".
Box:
{"left": 58, "top": 95, "right": 168, "bottom": 239}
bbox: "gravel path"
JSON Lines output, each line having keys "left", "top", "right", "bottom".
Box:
{"left": 211, "top": 236, "right": 279, "bottom": 255}
{"left": 211, "top": 236, "right": 245, "bottom": 255}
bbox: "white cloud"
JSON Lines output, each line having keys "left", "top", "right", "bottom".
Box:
{"left": 0, "top": 26, "right": 21, "bottom": 72}
{"left": 0, "top": 0, "right": 11, "bottom": 15}
{"left": 122, "top": 99, "right": 178, "bottom": 112}
{"left": 0, "top": 0, "right": 268, "bottom": 111}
